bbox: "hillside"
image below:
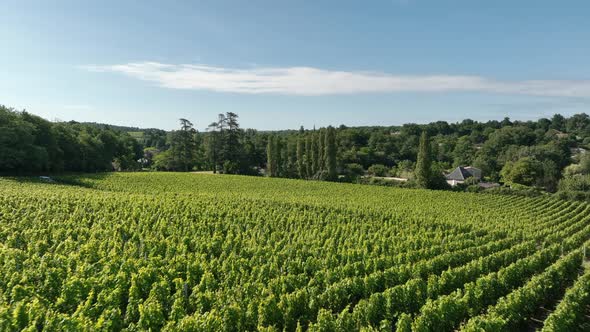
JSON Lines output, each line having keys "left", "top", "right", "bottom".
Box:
{"left": 0, "top": 173, "right": 589, "bottom": 331}
{"left": 79, "top": 122, "right": 157, "bottom": 133}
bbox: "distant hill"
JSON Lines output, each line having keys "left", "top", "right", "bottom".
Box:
{"left": 78, "top": 121, "right": 164, "bottom": 133}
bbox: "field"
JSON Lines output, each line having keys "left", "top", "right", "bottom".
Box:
{"left": 0, "top": 173, "right": 589, "bottom": 331}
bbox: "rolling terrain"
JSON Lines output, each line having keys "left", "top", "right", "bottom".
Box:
{"left": 0, "top": 173, "right": 588, "bottom": 331}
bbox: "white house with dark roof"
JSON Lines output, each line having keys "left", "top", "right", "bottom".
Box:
{"left": 445, "top": 166, "right": 482, "bottom": 186}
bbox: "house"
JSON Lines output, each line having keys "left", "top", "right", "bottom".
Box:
{"left": 445, "top": 166, "right": 482, "bottom": 186}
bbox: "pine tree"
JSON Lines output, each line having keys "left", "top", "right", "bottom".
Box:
{"left": 415, "top": 131, "right": 432, "bottom": 188}
{"left": 221, "top": 112, "right": 242, "bottom": 173}
{"left": 171, "top": 118, "right": 197, "bottom": 172}
{"left": 325, "top": 126, "right": 337, "bottom": 181}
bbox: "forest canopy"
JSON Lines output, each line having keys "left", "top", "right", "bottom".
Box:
{"left": 2, "top": 104, "right": 590, "bottom": 198}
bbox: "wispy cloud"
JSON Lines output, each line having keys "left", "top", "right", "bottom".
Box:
{"left": 83, "top": 62, "right": 590, "bottom": 98}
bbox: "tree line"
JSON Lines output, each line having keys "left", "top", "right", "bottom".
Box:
{"left": 2, "top": 104, "right": 590, "bottom": 197}
{"left": 0, "top": 105, "right": 142, "bottom": 173}
{"left": 266, "top": 126, "right": 337, "bottom": 180}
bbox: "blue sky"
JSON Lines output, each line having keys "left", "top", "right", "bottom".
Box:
{"left": 1, "top": 0, "right": 589, "bottom": 130}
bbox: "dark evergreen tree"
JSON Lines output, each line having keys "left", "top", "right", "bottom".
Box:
{"left": 0, "top": 105, "right": 141, "bottom": 173}
{"left": 221, "top": 112, "right": 243, "bottom": 173}
{"left": 177, "top": 119, "right": 198, "bottom": 171}
{"left": 206, "top": 121, "right": 221, "bottom": 173}
{"left": 275, "top": 136, "right": 283, "bottom": 177}
{"left": 311, "top": 131, "right": 319, "bottom": 176}
{"left": 325, "top": 126, "right": 337, "bottom": 181}
{"left": 286, "top": 139, "right": 297, "bottom": 178}
{"left": 415, "top": 131, "right": 433, "bottom": 188}
{"left": 550, "top": 114, "right": 566, "bottom": 131}
{"left": 318, "top": 129, "right": 325, "bottom": 172}
{"left": 305, "top": 135, "right": 312, "bottom": 179}
{"left": 266, "top": 135, "right": 275, "bottom": 177}
{"left": 296, "top": 136, "right": 305, "bottom": 179}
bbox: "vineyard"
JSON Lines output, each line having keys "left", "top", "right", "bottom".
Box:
{"left": 0, "top": 172, "right": 589, "bottom": 331}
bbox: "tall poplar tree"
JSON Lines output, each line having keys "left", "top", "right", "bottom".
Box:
{"left": 318, "top": 129, "right": 325, "bottom": 172}
{"left": 311, "top": 132, "right": 319, "bottom": 176}
{"left": 325, "top": 126, "right": 337, "bottom": 180}
{"left": 296, "top": 136, "right": 305, "bottom": 179}
{"left": 286, "top": 139, "right": 297, "bottom": 178}
{"left": 275, "top": 136, "right": 283, "bottom": 177}
{"left": 305, "top": 135, "right": 312, "bottom": 178}
{"left": 266, "top": 135, "right": 275, "bottom": 177}
{"left": 415, "top": 131, "right": 433, "bottom": 188}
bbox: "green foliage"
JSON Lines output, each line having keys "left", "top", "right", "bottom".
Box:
{"left": 559, "top": 174, "right": 590, "bottom": 192}
{"left": 325, "top": 126, "right": 337, "bottom": 181}
{"left": 204, "top": 112, "right": 254, "bottom": 174}
{"left": 344, "top": 163, "right": 365, "bottom": 181}
{"left": 541, "top": 269, "right": 590, "bottom": 332}
{"left": 415, "top": 131, "right": 432, "bottom": 188}
{"left": 0, "top": 173, "right": 588, "bottom": 330}
{"left": 500, "top": 157, "right": 544, "bottom": 186}
{"left": 395, "top": 313, "right": 412, "bottom": 332}
{"left": 165, "top": 119, "right": 199, "bottom": 171}
{"left": 462, "top": 248, "right": 584, "bottom": 331}
{"left": 3, "top": 104, "right": 590, "bottom": 194}
{"left": 312, "top": 132, "right": 320, "bottom": 175}
{"left": 296, "top": 136, "right": 306, "bottom": 179}
{"left": 367, "top": 164, "right": 388, "bottom": 177}
{"left": 267, "top": 135, "right": 277, "bottom": 177}
{"left": 0, "top": 105, "right": 140, "bottom": 173}
{"left": 452, "top": 136, "right": 475, "bottom": 167}
{"left": 305, "top": 135, "right": 313, "bottom": 178}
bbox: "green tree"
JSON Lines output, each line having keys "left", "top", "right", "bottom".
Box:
{"left": 296, "top": 136, "right": 305, "bottom": 179}
{"left": 415, "top": 131, "right": 433, "bottom": 188}
{"left": 219, "top": 112, "right": 244, "bottom": 174}
{"left": 550, "top": 114, "right": 566, "bottom": 131}
{"left": 500, "top": 157, "right": 544, "bottom": 186}
{"left": 0, "top": 107, "right": 39, "bottom": 172}
{"left": 305, "top": 135, "right": 313, "bottom": 178}
{"left": 153, "top": 150, "right": 175, "bottom": 171}
{"left": 267, "top": 135, "right": 276, "bottom": 177}
{"left": 580, "top": 153, "right": 590, "bottom": 175}
{"left": 206, "top": 121, "right": 221, "bottom": 173}
{"left": 285, "top": 139, "right": 297, "bottom": 178}
{"left": 452, "top": 136, "right": 475, "bottom": 167}
{"left": 311, "top": 131, "right": 319, "bottom": 176}
{"left": 276, "top": 136, "right": 284, "bottom": 177}
{"left": 318, "top": 129, "right": 325, "bottom": 172}
{"left": 168, "top": 118, "right": 198, "bottom": 171}
{"left": 325, "top": 126, "right": 337, "bottom": 181}
{"left": 368, "top": 164, "right": 388, "bottom": 177}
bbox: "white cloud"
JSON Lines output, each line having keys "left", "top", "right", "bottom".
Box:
{"left": 83, "top": 62, "right": 590, "bottom": 98}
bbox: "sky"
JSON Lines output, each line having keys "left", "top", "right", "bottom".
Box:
{"left": 1, "top": 0, "right": 590, "bottom": 131}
